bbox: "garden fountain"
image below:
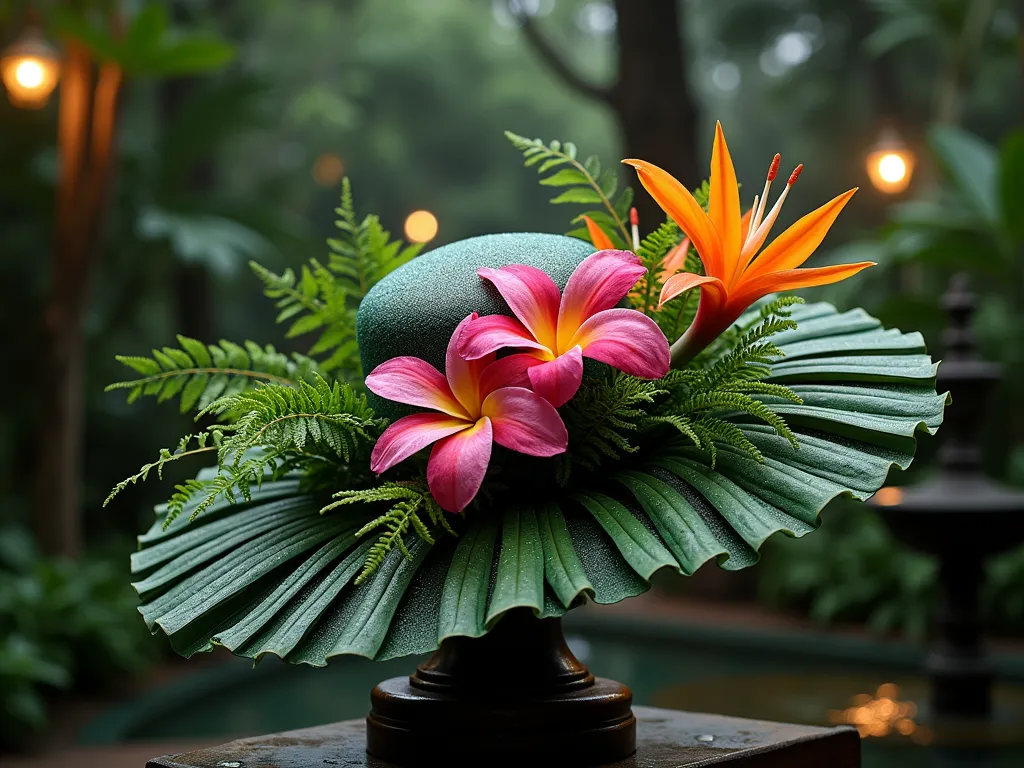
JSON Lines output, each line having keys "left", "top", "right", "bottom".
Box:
{"left": 868, "top": 273, "right": 1024, "bottom": 765}
{"left": 874, "top": 273, "right": 1024, "bottom": 720}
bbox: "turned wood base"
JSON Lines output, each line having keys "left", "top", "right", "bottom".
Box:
{"left": 365, "top": 610, "right": 636, "bottom": 765}
{"left": 367, "top": 675, "right": 636, "bottom": 765}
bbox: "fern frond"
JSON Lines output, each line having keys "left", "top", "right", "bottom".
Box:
{"left": 640, "top": 413, "right": 702, "bottom": 447}
{"left": 691, "top": 416, "right": 762, "bottom": 467}
{"left": 161, "top": 377, "right": 383, "bottom": 528}
{"left": 207, "top": 374, "right": 385, "bottom": 466}
{"left": 505, "top": 131, "right": 633, "bottom": 247}
{"left": 104, "top": 432, "right": 219, "bottom": 507}
{"left": 165, "top": 467, "right": 259, "bottom": 528}
{"left": 251, "top": 178, "right": 421, "bottom": 380}
{"left": 107, "top": 376, "right": 383, "bottom": 529}
{"left": 106, "top": 337, "right": 319, "bottom": 413}
{"left": 327, "top": 184, "right": 422, "bottom": 298}
{"left": 558, "top": 371, "right": 667, "bottom": 483}
{"left": 649, "top": 298, "right": 806, "bottom": 463}
{"left": 725, "top": 380, "right": 804, "bottom": 402}
{"left": 323, "top": 480, "right": 454, "bottom": 583}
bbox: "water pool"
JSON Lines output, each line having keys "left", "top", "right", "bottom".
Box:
{"left": 80, "top": 608, "right": 1024, "bottom": 767}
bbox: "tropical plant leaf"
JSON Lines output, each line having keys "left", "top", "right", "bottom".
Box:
{"left": 106, "top": 337, "right": 320, "bottom": 413}
{"left": 929, "top": 125, "right": 999, "bottom": 224}
{"left": 132, "top": 302, "right": 946, "bottom": 664}
{"left": 505, "top": 131, "right": 633, "bottom": 248}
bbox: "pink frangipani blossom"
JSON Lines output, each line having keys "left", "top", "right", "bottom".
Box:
{"left": 365, "top": 314, "right": 568, "bottom": 513}
{"left": 457, "top": 250, "right": 671, "bottom": 406}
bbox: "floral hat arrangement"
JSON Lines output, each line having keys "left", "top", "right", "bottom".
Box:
{"left": 108, "top": 124, "right": 946, "bottom": 665}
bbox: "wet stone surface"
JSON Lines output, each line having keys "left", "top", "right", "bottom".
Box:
{"left": 148, "top": 706, "right": 860, "bottom": 767}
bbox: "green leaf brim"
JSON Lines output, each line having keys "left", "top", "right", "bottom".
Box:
{"left": 131, "top": 302, "right": 947, "bottom": 665}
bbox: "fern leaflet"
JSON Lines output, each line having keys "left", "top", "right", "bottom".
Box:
{"left": 106, "top": 337, "right": 320, "bottom": 413}
{"left": 505, "top": 131, "right": 634, "bottom": 248}
{"left": 322, "top": 480, "right": 455, "bottom": 583}
{"left": 251, "top": 177, "right": 421, "bottom": 380}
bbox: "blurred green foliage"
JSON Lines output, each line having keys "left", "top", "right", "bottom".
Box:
{"left": 0, "top": 525, "right": 158, "bottom": 749}
{"left": 759, "top": 502, "right": 1024, "bottom": 640}
{"left": 51, "top": 2, "right": 234, "bottom": 76}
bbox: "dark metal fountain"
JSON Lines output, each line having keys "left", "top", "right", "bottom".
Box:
{"left": 873, "top": 273, "right": 1024, "bottom": 721}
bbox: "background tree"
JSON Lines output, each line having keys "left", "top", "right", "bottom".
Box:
{"left": 510, "top": 0, "right": 699, "bottom": 226}
{"left": 25, "top": 2, "right": 234, "bottom": 556}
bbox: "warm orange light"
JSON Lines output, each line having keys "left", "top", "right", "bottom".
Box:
{"left": 15, "top": 58, "right": 44, "bottom": 88}
{"left": 827, "top": 683, "right": 921, "bottom": 740}
{"left": 1, "top": 30, "right": 59, "bottom": 110}
{"left": 873, "top": 486, "right": 904, "bottom": 507}
{"left": 404, "top": 210, "right": 438, "bottom": 243}
{"left": 866, "top": 128, "right": 915, "bottom": 195}
{"left": 312, "top": 152, "right": 345, "bottom": 187}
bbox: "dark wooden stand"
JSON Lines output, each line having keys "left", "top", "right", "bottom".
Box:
{"left": 146, "top": 707, "right": 860, "bottom": 767}
{"left": 366, "top": 610, "right": 635, "bottom": 765}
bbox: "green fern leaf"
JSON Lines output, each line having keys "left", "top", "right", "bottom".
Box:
{"left": 251, "top": 178, "right": 421, "bottom": 380}
{"left": 505, "top": 131, "right": 632, "bottom": 248}
{"left": 323, "top": 480, "right": 454, "bottom": 583}
{"left": 106, "top": 337, "right": 320, "bottom": 413}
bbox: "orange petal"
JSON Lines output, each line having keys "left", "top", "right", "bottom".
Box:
{"left": 658, "top": 237, "right": 691, "bottom": 282}
{"left": 659, "top": 272, "right": 727, "bottom": 307}
{"left": 732, "top": 261, "right": 875, "bottom": 308}
{"left": 622, "top": 158, "right": 725, "bottom": 280}
{"left": 580, "top": 215, "right": 616, "bottom": 251}
{"left": 709, "top": 122, "right": 743, "bottom": 280}
{"left": 744, "top": 189, "right": 858, "bottom": 279}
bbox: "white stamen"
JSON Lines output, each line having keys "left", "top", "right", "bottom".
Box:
{"left": 754, "top": 177, "right": 772, "bottom": 232}
{"left": 631, "top": 222, "right": 640, "bottom": 251}
{"left": 739, "top": 182, "right": 792, "bottom": 263}
{"left": 746, "top": 194, "right": 760, "bottom": 239}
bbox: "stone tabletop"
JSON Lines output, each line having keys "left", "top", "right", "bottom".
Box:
{"left": 147, "top": 705, "right": 860, "bottom": 767}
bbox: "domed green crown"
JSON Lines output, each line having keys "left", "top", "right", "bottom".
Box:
{"left": 357, "top": 232, "right": 592, "bottom": 416}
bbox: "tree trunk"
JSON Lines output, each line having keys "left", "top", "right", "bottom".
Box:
{"left": 32, "top": 44, "right": 92, "bottom": 558}
{"left": 32, "top": 41, "right": 122, "bottom": 558}
{"left": 611, "top": 0, "right": 699, "bottom": 227}
{"left": 513, "top": 1, "right": 699, "bottom": 229}
{"left": 34, "top": 305, "right": 87, "bottom": 557}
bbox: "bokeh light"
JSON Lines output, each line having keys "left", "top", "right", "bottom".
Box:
{"left": 312, "top": 152, "right": 345, "bottom": 187}
{"left": 866, "top": 129, "right": 915, "bottom": 195}
{"left": 1, "top": 31, "right": 60, "bottom": 110}
{"left": 15, "top": 59, "right": 44, "bottom": 88}
{"left": 827, "top": 683, "right": 929, "bottom": 742}
{"left": 404, "top": 210, "right": 438, "bottom": 243}
{"left": 873, "top": 486, "right": 904, "bottom": 507}
{"left": 877, "top": 153, "right": 907, "bottom": 184}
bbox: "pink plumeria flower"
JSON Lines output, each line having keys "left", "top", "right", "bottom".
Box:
{"left": 366, "top": 314, "right": 568, "bottom": 513}
{"left": 457, "top": 250, "right": 671, "bottom": 407}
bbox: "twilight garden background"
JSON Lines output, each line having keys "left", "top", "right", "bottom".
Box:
{"left": 0, "top": 1, "right": 1022, "bottom": 766}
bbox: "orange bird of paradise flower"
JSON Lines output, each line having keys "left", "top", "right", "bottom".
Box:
{"left": 623, "top": 122, "right": 874, "bottom": 366}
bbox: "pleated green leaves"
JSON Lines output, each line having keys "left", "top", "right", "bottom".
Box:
{"left": 131, "top": 302, "right": 947, "bottom": 665}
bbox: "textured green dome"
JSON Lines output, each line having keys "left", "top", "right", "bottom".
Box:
{"left": 357, "top": 232, "right": 592, "bottom": 417}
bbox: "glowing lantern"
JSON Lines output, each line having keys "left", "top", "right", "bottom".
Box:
{"left": 866, "top": 127, "right": 915, "bottom": 195}
{"left": 1, "top": 29, "right": 59, "bottom": 110}
{"left": 404, "top": 210, "right": 438, "bottom": 244}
